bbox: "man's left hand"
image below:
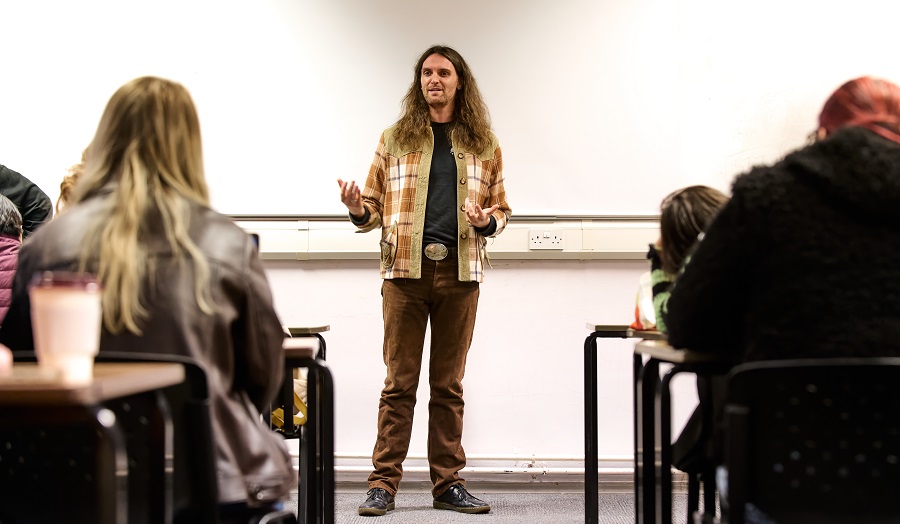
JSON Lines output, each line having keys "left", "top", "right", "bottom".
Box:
{"left": 465, "top": 198, "right": 499, "bottom": 229}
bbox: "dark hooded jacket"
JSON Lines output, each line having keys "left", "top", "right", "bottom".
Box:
{"left": 0, "top": 190, "right": 294, "bottom": 504}
{"left": 0, "top": 164, "right": 52, "bottom": 237}
{"left": 665, "top": 126, "right": 900, "bottom": 363}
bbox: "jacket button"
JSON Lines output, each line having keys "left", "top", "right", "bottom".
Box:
{"left": 460, "top": 204, "right": 466, "bottom": 211}
{"left": 457, "top": 153, "right": 464, "bottom": 159}
{"left": 461, "top": 233, "right": 467, "bottom": 239}
{"left": 459, "top": 178, "right": 466, "bottom": 185}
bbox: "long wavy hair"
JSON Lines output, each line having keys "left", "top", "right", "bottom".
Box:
{"left": 394, "top": 45, "right": 493, "bottom": 154}
{"left": 72, "top": 76, "right": 213, "bottom": 334}
{"left": 819, "top": 76, "right": 900, "bottom": 144}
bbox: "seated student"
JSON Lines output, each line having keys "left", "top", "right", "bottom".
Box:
{"left": 635, "top": 185, "right": 729, "bottom": 474}
{"left": 0, "top": 76, "right": 293, "bottom": 522}
{"left": 664, "top": 76, "right": 900, "bottom": 486}
{"left": 0, "top": 194, "right": 23, "bottom": 326}
{"left": 0, "top": 163, "right": 52, "bottom": 236}
{"left": 637, "top": 186, "right": 729, "bottom": 333}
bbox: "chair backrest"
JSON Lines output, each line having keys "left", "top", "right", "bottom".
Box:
{"left": 0, "top": 378, "right": 128, "bottom": 524}
{"left": 97, "top": 352, "right": 221, "bottom": 524}
{"left": 724, "top": 358, "right": 900, "bottom": 524}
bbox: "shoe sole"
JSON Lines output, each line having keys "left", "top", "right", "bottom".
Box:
{"left": 358, "top": 502, "right": 395, "bottom": 516}
{"left": 433, "top": 501, "right": 491, "bottom": 514}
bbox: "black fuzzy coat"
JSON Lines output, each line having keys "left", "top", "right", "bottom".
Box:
{"left": 666, "top": 126, "right": 900, "bottom": 363}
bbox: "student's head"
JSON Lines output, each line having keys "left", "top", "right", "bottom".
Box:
{"left": 818, "top": 76, "right": 900, "bottom": 144}
{"left": 659, "top": 185, "right": 729, "bottom": 273}
{"left": 395, "top": 45, "right": 492, "bottom": 154}
{"left": 74, "top": 76, "right": 212, "bottom": 334}
{"left": 76, "top": 76, "right": 208, "bottom": 206}
{"left": 0, "top": 194, "right": 23, "bottom": 241}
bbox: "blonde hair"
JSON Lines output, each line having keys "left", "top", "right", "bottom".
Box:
{"left": 56, "top": 149, "right": 86, "bottom": 214}
{"left": 73, "top": 76, "right": 213, "bottom": 334}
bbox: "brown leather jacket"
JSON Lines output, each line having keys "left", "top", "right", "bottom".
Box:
{"left": 0, "top": 190, "right": 293, "bottom": 504}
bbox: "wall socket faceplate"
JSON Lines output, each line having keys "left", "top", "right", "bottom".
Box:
{"left": 529, "top": 229, "right": 565, "bottom": 250}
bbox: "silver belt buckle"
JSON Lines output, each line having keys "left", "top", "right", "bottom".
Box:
{"left": 424, "top": 243, "right": 449, "bottom": 261}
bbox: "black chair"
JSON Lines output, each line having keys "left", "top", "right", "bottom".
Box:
{"left": 0, "top": 386, "right": 129, "bottom": 524}
{"left": 718, "top": 358, "right": 900, "bottom": 524}
{"left": 10, "top": 351, "right": 297, "bottom": 524}
{"left": 661, "top": 370, "right": 723, "bottom": 524}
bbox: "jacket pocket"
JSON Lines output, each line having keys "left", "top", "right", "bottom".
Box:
{"left": 380, "top": 221, "right": 398, "bottom": 269}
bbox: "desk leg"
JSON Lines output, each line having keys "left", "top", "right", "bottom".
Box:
{"left": 293, "top": 357, "right": 335, "bottom": 524}
{"left": 284, "top": 365, "right": 301, "bottom": 438}
{"left": 301, "top": 361, "right": 318, "bottom": 524}
{"left": 636, "top": 357, "right": 659, "bottom": 524}
{"left": 633, "top": 353, "right": 642, "bottom": 524}
{"left": 584, "top": 333, "right": 600, "bottom": 524}
{"left": 658, "top": 365, "right": 687, "bottom": 524}
{"left": 315, "top": 334, "right": 327, "bottom": 361}
{"left": 315, "top": 361, "right": 336, "bottom": 524}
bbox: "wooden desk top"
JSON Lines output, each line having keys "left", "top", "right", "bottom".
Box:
{"left": 634, "top": 339, "right": 722, "bottom": 364}
{"left": 586, "top": 323, "right": 667, "bottom": 341}
{"left": 283, "top": 337, "right": 319, "bottom": 359}
{"left": 287, "top": 325, "right": 330, "bottom": 336}
{"left": 0, "top": 362, "right": 185, "bottom": 406}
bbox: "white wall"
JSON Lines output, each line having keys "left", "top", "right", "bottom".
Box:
{"left": 6, "top": 0, "right": 900, "bottom": 481}
{"left": 6, "top": 1, "right": 900, "bottom": 218}
{"left": 266, "top": 257, "right": 698, "bottom": 478}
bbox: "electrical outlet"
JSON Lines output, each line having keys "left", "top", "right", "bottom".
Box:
{"left": 529, "top": 229, "right": 565, "bottom": 250}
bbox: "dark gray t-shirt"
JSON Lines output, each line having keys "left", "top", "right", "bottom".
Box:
{"left": 423, "top": 122, "right": 458, "bottom": 246}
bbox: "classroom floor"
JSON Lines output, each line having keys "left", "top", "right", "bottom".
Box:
{"left": 283, "top": 489, "right": 697, "bottom": 524}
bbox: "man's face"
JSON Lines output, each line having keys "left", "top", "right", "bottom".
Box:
{"left": 420, "top": 53, "right": 461, "bottom": 110}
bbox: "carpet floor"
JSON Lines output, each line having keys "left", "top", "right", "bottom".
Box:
{"left": 283, "top": 490, "right": 695, "bottom": 524}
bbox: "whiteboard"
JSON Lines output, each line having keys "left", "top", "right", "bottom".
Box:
{"left": 2, "top": 0, "right": 900, "bottom": 217}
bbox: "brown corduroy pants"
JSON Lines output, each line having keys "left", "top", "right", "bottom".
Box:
{"left": 367, "top": 255, "right": 480, "bottom": 498}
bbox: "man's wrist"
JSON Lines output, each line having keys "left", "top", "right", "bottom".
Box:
{"left": 474, "top": 216, "right": 497, "bottom": 235}
{"left": 349, "top": 207, "right": 369, "bottom": 225}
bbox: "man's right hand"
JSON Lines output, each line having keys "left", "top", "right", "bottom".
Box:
{"left": 337, "top": 178, "right": 365, "bottom": 218}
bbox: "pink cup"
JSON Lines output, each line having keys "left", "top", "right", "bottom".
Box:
{"left": 29, "top": 272, "right": 102, "bottom": 385}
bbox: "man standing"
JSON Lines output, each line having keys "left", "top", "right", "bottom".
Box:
{"left": 338, "top": 45, "right": 510, "bottom": 516}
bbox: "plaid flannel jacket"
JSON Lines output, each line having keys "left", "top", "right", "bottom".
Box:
{"left": 353, "top": 125, "right": 511, "bottom": 282}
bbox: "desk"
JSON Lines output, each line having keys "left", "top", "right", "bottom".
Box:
{"left": 288, "top": 324, "right": 330, "bottom": 360}
{"left": 0, "top": 362, "right": 186, "bottom": 404}
{"left": 283, "top": 336, "right": 335, "bottom": 524}
{"left": 0, "top": 362, "right": 185, "bottom": 524}
{"left": 274, "top": 324, "right": 329, "bottom": 437}
{"left": 633, "top": 340, "right": 726, "bottom": 524}
{"left": 584, "top": 324, "right": 666, "bottom": 524}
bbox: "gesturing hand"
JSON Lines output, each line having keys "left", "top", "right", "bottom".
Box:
{"left": 464, "top": 198, "right": 499, "bottom": 229}
{"left": 337, "top": 178, "right": 365, "bottom": 218}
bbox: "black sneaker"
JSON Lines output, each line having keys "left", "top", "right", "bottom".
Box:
{"left": 358, "top": 488, "right": 395, "bottom": 516}
{"left": 433, "top": 484, "right": 491, "bottom": 514}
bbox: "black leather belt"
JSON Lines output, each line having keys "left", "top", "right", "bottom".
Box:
{"left": 424, "top": 243, "right": 455, "bottom": 261}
